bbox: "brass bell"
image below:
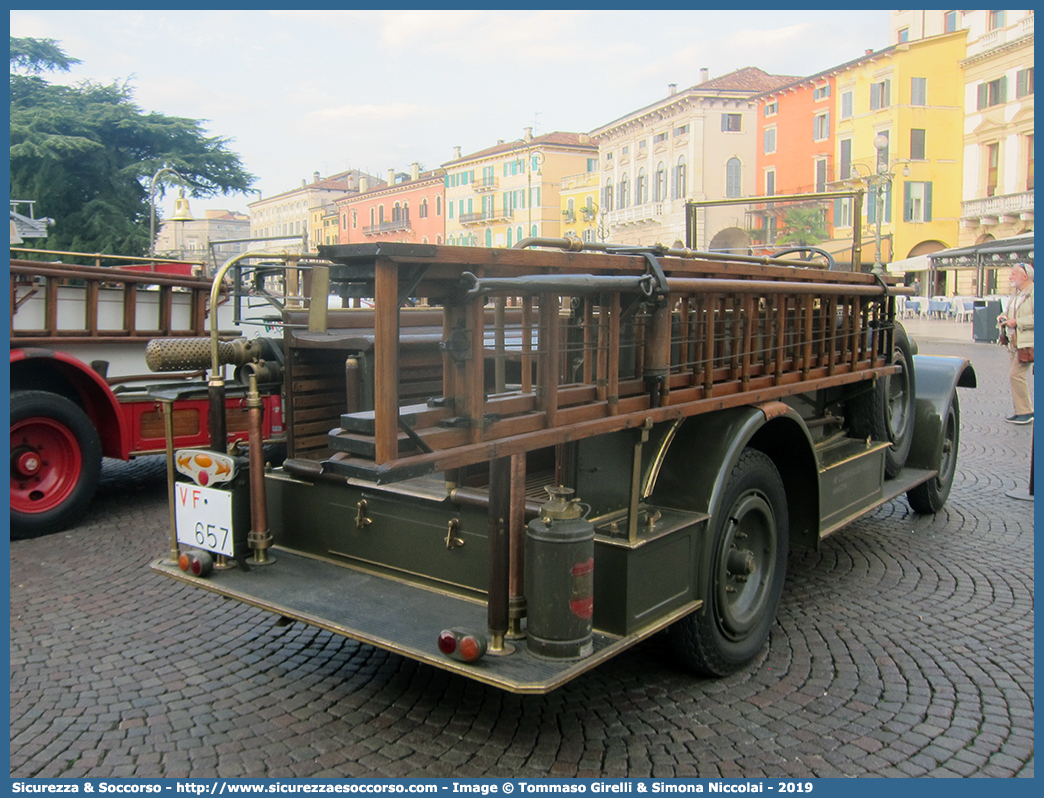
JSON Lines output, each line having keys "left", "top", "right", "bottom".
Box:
{"left": 170, "top": 189, "right": 194, "bottom": 222}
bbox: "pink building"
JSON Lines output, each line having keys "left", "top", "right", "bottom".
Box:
{"left": 337, "top": 164, "right": 445, "bottom": 245}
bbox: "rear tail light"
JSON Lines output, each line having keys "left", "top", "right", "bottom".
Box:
{"left": 437, "top": 629, "right": 487, "bottom": 663}
{"left": 177, "top": 550, "right": 214, "bottom": 578}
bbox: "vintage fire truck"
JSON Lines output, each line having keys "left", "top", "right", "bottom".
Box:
{"left": 149, "top": 240, "right": 973, "bottom": 692}
{"left": 9, "top": 251, "right": 284, "bottom": 537}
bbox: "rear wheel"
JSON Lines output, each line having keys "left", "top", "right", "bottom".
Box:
{"left": 847, "top": 323, "right": 916, "bottom": 478}
{"left": 907, "top": 393, "right": 960, "bottom": 514}
{"left": 10, "top": 390, "right": 102, "bottom": 538}
{"left": 668, "top": 449, "right": 789, "bottom": 676}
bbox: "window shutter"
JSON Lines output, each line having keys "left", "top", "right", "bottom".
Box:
{"left": 977, "top": 83, "right": 988, "bottom": 110}
{"left": 883, "top": 80, "right": 890, "bottom": 106}
{"left": 834, "top": 198, "right": 842, "bottom": 223}
{"left": 924, "top": 182, "right": 932, "bottom": 222}
{"left": 903, "top": 182, "right": 913, "bottom": 222}
{"left": 999, "top": 75, "right": 1008, "bottom": 104}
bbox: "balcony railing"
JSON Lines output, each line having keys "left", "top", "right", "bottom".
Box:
{"left": 460, "top": 209, "right": 514, "bottom": 226}
{"left": 472, "top": 178, "right": 499, "bottom": 192}
{"left": 962, "top": 191, "right": 1034, "bottom": 222}
{"left": 606, "top": 202, "right": 667, "bottom": 226}
{"left": 363, "top": 219, "right": 411, "bottom": 236}
{"left": 968, "top": 16, "right": 1033, "bottom": 58}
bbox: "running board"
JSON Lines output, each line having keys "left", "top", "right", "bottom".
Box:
{"left": 820, "top": 467, "right": 936, "bottom": 539}
{"left": 151, "top": 551, "right": 700, "bottom": 694}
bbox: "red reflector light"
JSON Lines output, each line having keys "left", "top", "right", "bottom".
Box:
{"left": 178, "top": 553, "right": 192, "bottom": 572}
{"left": 437, "top": 630, "right": 457, "bottom": 655}
{"left": 437, "top": 629, "right": 487, "bottom": 662}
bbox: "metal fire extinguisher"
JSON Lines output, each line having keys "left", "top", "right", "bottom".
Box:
{"left": 525, "top": 486, "right": 595, "bottom": 659}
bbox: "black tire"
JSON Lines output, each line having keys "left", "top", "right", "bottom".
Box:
{"left": 668, "top": 449, "right": 789, "bottom": 676}
{"left": 907, "top": 392, "right": 960, "bottom": 514}
{"left": 847, "top": 323, "right": 916, "bottom": 479}
{"left": 10, "top": 390, "right": 102, "bottom": 538}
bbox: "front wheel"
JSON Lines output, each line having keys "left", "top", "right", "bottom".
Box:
{"left": 668, "top": 449, "right": 789, "bottom": 676}
{"left": 906, "top": 393, "right": 961, "bottom": 514}
{"left": 10, "top": 390, "right": 102, "bottom": 538}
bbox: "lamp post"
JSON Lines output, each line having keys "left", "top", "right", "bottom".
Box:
{"left": 513, "top": 136, "right": 544, "bottom": 234}
{"left": 149, "top": 166, "right": 193, "bottom": 257}
{"left": 850, "top": 134, "right": 910, "bottom": 274}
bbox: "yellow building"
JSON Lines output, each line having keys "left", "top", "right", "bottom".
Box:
{"left": 559, "top": 171, "right": 602, "bottom": 244}
{"left": 832, "top": 32, "right": 967, "bottom": 289}
{"left": 442, "top": 129, "right": 598, "bottom": 248}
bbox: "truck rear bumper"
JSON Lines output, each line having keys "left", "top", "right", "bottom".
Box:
{"left": 151, "top": 549, "right": 701, "bottom": 694}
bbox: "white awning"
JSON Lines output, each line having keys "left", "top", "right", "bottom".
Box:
{"left": 887, "top": 254, "right": 930, "bottom": 274}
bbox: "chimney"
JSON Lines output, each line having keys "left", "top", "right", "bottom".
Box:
{"left": 668, "top": 83, "right": 677, "bottom": 96}
{"left": 497, "top": 139, "right": 504, "bottom": 145}
{"left": 301, "top": 179, "right": 307, "bottom": 188}
{"left": 454, "top": 146, "right": 462, "bottom": 159}
{"left": 313, "top": 171, "right": 321, "bottom": 183}
{"left": 411, "top": 162, "right": 420, "bottom": 181}
{"left": 578, "top": 133, "right": 590, "bottom": 145}
{"left": 359, "top": 176, "right": 369, "bottom": 192}
{"left": 866, "top": 48, "right": 873, "bottom": 55}
{"left": 386, "top": 168, "right": 395, "bottom": 186}
{"left": 524, "top": 127, "right": 534, "bottom": 142}
{"left": 700, "top": 68, "right": 709, "bottom": 83}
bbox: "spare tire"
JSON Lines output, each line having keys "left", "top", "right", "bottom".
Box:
{"left": 846, "top": 323, "right": 916, "bottom": 479}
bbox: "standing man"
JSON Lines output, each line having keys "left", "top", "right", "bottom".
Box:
{"left": 997, "top": 263, "right": 1034, "bottom": 424}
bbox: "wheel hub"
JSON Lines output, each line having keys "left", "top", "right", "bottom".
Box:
{"left": 13, "top": 447, "right": 42, "bottom": 478}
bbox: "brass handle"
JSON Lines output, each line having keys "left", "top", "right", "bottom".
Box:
{"left": 356, "top": 500, "right": 372, "bottom": 530}
{"left": 445, "top": 518, "right": 464, "bottom": 550}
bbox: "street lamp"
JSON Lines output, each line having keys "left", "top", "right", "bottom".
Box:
{"left": 513, "top": 136, "right": 544, "bottom": 233}
{"left": 850, "top": 134, "right": 910, "bottom": 274}
{"left": 149, "top": 166, "right": 193, "bottom": 257}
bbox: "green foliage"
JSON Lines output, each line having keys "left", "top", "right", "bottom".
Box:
{"left": 776, "top": 206, "right": 828, "bottom": 246}
{"left": 10, "top": 37, "right": 255, "bottom": 257}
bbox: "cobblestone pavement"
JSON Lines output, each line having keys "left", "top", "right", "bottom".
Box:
{"left": 10, "top": 324, "right": 1034, "bottom": 779}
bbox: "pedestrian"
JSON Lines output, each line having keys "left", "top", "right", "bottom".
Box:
{"left": 997, "top": 262, "right": 1034, "bottom": 424}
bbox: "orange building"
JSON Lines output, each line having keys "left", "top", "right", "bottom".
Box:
{"left": 337, "top": 164, "right": 445, "bottom": 246}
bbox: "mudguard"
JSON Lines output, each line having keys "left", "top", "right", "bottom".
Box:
{"left": 649, "top": 403, "right": 820, "bottom": 601}
{"left": 906, "top": 355, "right": 977, "bottom": 472}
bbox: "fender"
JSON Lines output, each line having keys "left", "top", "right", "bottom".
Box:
{"left": 906, "top": 355, "right": 977, "bottom": 471}
{"left": 10, "top": 348, "right": 129, "bottom": 459}
{"left": 649, "top": 403, "right": 820, "bottom": 603}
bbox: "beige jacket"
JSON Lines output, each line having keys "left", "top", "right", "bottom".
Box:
{"left": 1006, "top": 284, "right": 1034, "bottom": 350}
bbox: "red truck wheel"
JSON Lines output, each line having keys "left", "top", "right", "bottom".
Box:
{"left": 10, "top": 390, "right": 102, "bottom": 538}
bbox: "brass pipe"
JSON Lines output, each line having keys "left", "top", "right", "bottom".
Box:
{"left": 163, "top": 399, "right": 179, "bottom": 563}
{"left": 245, "top": 370, "right": 274, "bottom": 565}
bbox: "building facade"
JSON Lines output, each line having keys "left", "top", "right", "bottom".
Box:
{"left": 559, "top": 171, "right": 603, "bottom": 244}
{"left": 590, "top": 67, "right": 798, "bottom": 250}
{"left": 155, "top": 208, "right": 250, "bottom": 266}
{"left": 441, "top": 130, "right": 598, "bottom": 249}
{"left": 336, "top": 164, "right": 446, "bottom": 246}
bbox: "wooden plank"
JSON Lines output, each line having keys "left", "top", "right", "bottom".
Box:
{"left": 373, "top": 259, "right": 400, "bottom": 463}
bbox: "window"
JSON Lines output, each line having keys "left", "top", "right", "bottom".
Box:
{"left": 587, "top": 158, "right": 598, "bottom": 172}
{"left": 618, "top": 173, "right": 629, "bottom": 209}
{"left": 909, "top": 77, "right": 927, "bottom": 106}
{"left": 674, "top": 124, "right": 689, "bottom": 136}
{"left": 867, "top": 183, "right": 892, "bottom": 224}
{"left": 448, "top": 201, "right": 454, "bottom": 220}
{"left": 765, "top": 169, "right": 775, "bottom": 196}
{"left": 1027, "top": 134, "right": 1034, "bottom": 191}
{"left": 988, "top": 10, "right": 1006, "bottom": 30}
{"left": 764, "top": 101, "right": 778, "bottom": 117}
{"left": 636, "top": 167, "right": 647, "bottom": 205}
{"left": 674, "top": 156, "right": 687, "bottom": 199}
{"left": 352, "top": 210, "right": 357, "bottom": 228}
{"left": 722, "top": 113, "right": 742, "bottom": 132}
{"left": 603, "top": 179, "right": 614, "bottom": 212}
{"left": 485, "top": 229, "right": 492, "bottom": 247}
{"left": 813, "top": 84, "right": 831, "bottom": 100}
{"left": 875, "top": 130, "right": 890, "bottom": 167}
{"left": 903, "top": 181, "right": 933, "bottom": 222}
{"left": 815, "top": 159, "right": 827, "bottom": 193}
{"left": 654, "top": 132, "right": 668, "bottom": 144}
{"left": 622, "top": 146, "right": 630, "bottom": 155}
{"left": 606, "top": 151, "right": 613, "bottom": 162}
{"left": 436, "top": 197, "right": 442, "bottom": 216}
{"left": 370, "top": 208, "right": 376, "bottom": 226}
{"left": 638, "top": 140, "right": 647, "bottom": 150}
{"left": 834, "top": 197, "right": 853, "bottom": 228}
{"left": 977, "top": 77, "right": 1008, "bottom": 109}
{"left": 506, "top": 227, "right": 513, "bottom": 248}
{"left": 870, "top": 79, "right": 891, "bottom": 110}
{"left": 813, "top": 112, "right": 830, "bottom": 141}
{"left": 840, "top": 91, "right": 853, "bottom": 119}
{"left": 763, "top": 127, "right": 776, "bottom": 154}
{"left": 655, "top": 162, "right": 667, "bottom": 202}
{"left": 910, "top": 129, "right": 926, "bottom": 160}
{"left": 897, "top": 28, "right": 909, "bottom": 43}
{"left": 726, "top": 158, "right": 742, "bottom": 198}
{"left": 1016, "top": 68, "right": 1034, "bottom": 98}
{"left": 378, "top": 206, "right": 385, "bottom": 224}
{"left": 839, "top": 139, "right": 852, "bottom": 181}
{"left": 986, "top": 143, "right": 999, "bottom": 197}
{"left": 944, "top": 10, "right": 958, "bottom": 32}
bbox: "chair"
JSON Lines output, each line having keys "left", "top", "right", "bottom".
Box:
{"left": 954, "top": 299, "right": 976, "bottom": 323}
{"left": 903, "top": 298, "right": 923, "bottom": 318}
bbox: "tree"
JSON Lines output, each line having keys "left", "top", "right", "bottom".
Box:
{"left": 776, "top": 206, "right": 828, "bottom": 247}
{"left": 10, "top": 37, "right": 255, "bottom": 257}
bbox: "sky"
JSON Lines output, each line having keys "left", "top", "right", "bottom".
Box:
{"left": 10, "top": 9, "right": 892, "bottom": 218}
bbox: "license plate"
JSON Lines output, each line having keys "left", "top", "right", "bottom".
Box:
{"left": 175, "top": 483, "right": 235, "bottom": 557}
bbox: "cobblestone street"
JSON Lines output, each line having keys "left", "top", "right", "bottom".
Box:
{"left": 9, "top": 322, "right": 1034, "bottom": 779}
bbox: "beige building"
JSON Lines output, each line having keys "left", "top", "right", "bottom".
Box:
{"left": 590, "top": 67, "right": 798, "bottom": 249}
{"left": 155, "top": 208, "right": 250, "bottom": 266}
{"left": 442, "top": 129, "right": 598, "bottom": 248}
{"left": 248, "top": 169, "right": 384, "bottom": 253}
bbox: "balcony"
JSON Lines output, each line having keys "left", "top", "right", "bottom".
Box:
{"left": 967, "top": 15, "right": 1033, "bottom": 59}
{"left": 606, "top": 202, "right": 667, "bottom": 227}
{"left": 962, "top": 191, "right": 1034, "bottom": 225}
{"left": 460, "top": 209, "right": 514, "bottom": 226}
{"left": 472, "top": 178, "right": 499, "bottom": 192}
{"left": 363, "top": 219, "right": 411, "bottom": 236}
